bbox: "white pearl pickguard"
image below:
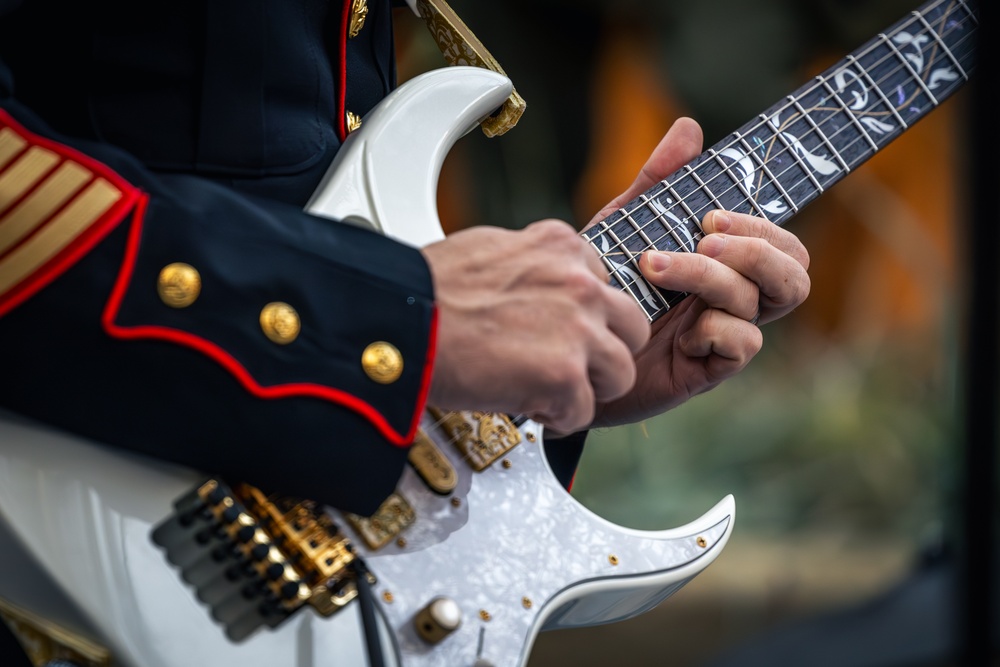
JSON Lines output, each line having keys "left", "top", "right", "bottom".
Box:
{"left": 343, "top": 415, "right": 732, "bottom": 667}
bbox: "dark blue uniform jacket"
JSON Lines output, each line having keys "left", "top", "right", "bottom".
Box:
{"left": 0, "top": 0, "right": 584, "bottom": 514}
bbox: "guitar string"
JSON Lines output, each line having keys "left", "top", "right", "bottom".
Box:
{"left": 597, "top": 0, "right": 971, "bottom": 259}
{"left": 601, "top": 28, "right": 974, "bottom": 318}
{"left": 595, "top": 0, "right": 973, "bottom": 288}
{"left": 591, "top": 0, "right": 975, "bottom": 318}
{"left": 588, "top": 0, "right": 974, "bottom": 315}
{"left": 421, "top": 1, "right": 975, "bottom": 443}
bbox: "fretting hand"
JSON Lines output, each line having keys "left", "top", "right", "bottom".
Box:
{"left": 589, "top": 117, "right": 811, "bottom": 428}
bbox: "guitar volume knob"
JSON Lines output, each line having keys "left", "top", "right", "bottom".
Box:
{"left": 414, "top": 596, "right": 462, "bottom": 644}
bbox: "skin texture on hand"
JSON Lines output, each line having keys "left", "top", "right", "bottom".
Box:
{"left": 422, "top": 220, "right": 649, "bottom": 434}
{"left": 423, "top": 117, "right": 810, "bottom": 435}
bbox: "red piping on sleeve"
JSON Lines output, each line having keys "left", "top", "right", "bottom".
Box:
{"left": 0, "top": 110, "right": 141, "bottom": 318}
{"left": 101, "top": 198, "right": 436, "bottom": 447}
{"left": 334, "top": 0, "right": 351, "bottom": 142}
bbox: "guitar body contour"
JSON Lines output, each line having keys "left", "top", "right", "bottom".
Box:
{"left": 0, "top": 66, "right": 735, "bottom": 667}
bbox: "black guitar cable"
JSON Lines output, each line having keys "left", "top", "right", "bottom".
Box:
{"left": 351, "top": 558, "right": 386, "bottom": 667}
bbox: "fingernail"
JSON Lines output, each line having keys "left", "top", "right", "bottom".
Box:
{"left": 712, "top": 211, "right": 732, "bottom": 232}
{"left": 700, "top": 234, "right": 726, "bottom": 257}
{"left": 646, "top": 251, "right": 673, "bottom": 271}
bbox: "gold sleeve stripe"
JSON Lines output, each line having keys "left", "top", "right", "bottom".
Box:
{"left": 0, "top": 161, "right": 93, "bottom": 256}
{"left": 0, "top": 127, "right": 28, "bottom": 170}
{"left": 0, "top": 178, "right": 123, "bottom": 296}
{"left": 0, "top": 146, "right": 60, "bottom": 214}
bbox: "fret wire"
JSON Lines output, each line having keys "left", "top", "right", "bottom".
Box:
{"left": 586, "top": 1, "right": 975, "bottom": 273}
{"left": 597, "top": 218, "right": 635, "bottom": 263}
{"left": 707, "top": 147, "right": 768, "bottom": 218}
{"left": 611, "top": 2, "right": 970, "bottom": 233}
{"left": 795, "top": 92, "right": 851, "bottom": 174}
{"left": 684, "top": 164, "right": 731, "bottom": 213}
{"left": 664, "top": 181, "right": 702, "bottom": 234}
{"left": 957, "top": 0, "right": 979, "bottom": 27}
{"left": 818, "top": 76, "right": 880, "bottom": 153}
{"left": 766, "top": 112, "right": 824, "bottom": 194}
{"left": 656, "top": 182, "right": 702, "bottom": 253}
{"left": 640, "top": 194, "right": 684, "bottom": 253}
{"left": 912, "top": 9, "right": 970, "bottom": 80}
{"left": 593, "top": 219, "right": 663, "bottom": 319}
{"left": 735, "top": 134, "right": 798, "bottom": 215}
{"left": 879, "top": 32, "right": 939, "bottom": 106}
{"left": 847, "top": 54, "right": 908, "bottom": 130}
{"left": 621, "top": 205, "right": 663, "bottom": 254}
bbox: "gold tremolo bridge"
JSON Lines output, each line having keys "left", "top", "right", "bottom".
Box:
{"left": 152, "top": 411, "right": 526, "bottom": 640}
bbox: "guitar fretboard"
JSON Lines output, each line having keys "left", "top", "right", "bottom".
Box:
{"left": 583, "top": 0, "right": 978, "bottom": 321}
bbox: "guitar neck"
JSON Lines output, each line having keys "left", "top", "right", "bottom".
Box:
{"left": 583, "top": 0, "right": 979, "bottom": 322}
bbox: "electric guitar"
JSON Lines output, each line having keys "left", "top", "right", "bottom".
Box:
{"left": 0, "top": 0, "right": 978, "bottom": 665}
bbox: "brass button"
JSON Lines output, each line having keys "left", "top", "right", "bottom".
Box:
{"left": 157, "top": 263, "right": 201, "bottom": 308}
{"left": 260, "top": 302, "right": 301, "bottom": 345}
{"left": 348, "top": 0, "right": 368, "bottom": 38}
{"left": 346, "top": 110, "right": 363, "bottom": 134}
{"left": 362, "top": 341, "right": 403, "bottom": 384}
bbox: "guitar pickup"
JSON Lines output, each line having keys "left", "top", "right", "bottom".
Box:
{"left": 344, "top": 493, "right": 416, "bottom": 550}
{"left": 429, "top": 409, "right": 521, "bottom": 471}
{"left": 151, "top": 480, "right": 358, "bottom": 641}
{"left": 407, "top": 429, "right": 458, "bottom": 495}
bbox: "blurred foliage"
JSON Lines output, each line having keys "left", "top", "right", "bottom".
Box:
{"left": 572, "top": 321, "right": 959, "bottom": 543}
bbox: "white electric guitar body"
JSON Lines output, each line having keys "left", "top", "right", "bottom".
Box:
{"left": 0, "top": 66, "right": 735, "bottom": 667}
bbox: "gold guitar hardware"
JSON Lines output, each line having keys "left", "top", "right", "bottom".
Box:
{"left": 415, "top": 0, "right": 525, "bottom": 137}
{"left": 346, "top": 110, "right": 363, "bottom": 133}
{"left": 0, "top": 597, "right": 110, "bottom": 667}
{"left": 344, "top": 492, "right": 416, "bottom": 550}
{"left": 408, "top": 429, "right": 457, "bottom": 494}
{"left": 152, "top": 479, "right": 359, "bottom": 641}
{"left": 430, "top": 409, "right": 521, "bottom": 471}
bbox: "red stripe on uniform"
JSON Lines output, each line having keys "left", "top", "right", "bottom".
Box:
{"left": 0, "top": 110, "right": 141, "bottom": 318}
{"left": 335, "top": 0, "right": 352, "bottom": 142}
{"left": 102, "top": 199, "right": 434, "bottom": 448}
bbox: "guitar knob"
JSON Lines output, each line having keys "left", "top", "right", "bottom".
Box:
{"left": 414, "top": 596, "right": 462, "bottom": 643}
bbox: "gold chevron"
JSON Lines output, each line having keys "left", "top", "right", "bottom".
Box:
{"left": 0, "top": 127, "right": 28, "bottom": 170}
{"left": 0, "top": 146, "right": 59, "bottom": 214}
{"left": 0, "top": 160, "right": 93, "bottom": 256}
{"left": 0, "top": 177, "right": 122, "bottom": 295}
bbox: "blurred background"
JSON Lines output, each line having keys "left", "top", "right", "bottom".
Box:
{"left": 396, "top": 1, "right": 994, "bottom": 665}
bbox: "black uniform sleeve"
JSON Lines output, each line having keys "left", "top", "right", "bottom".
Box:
{"left": 0, "top": 48, "right": 435, "bottom": 515}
